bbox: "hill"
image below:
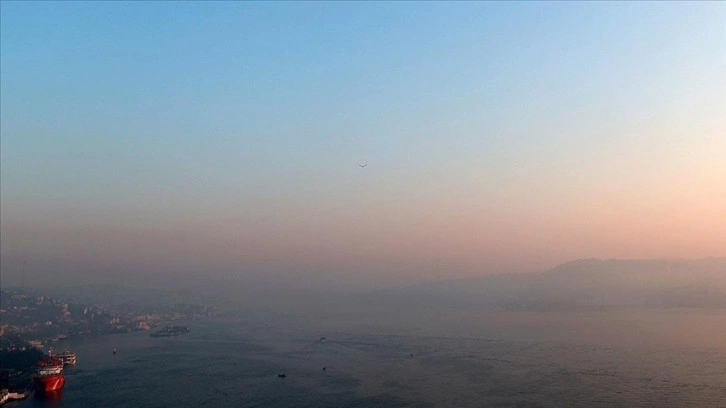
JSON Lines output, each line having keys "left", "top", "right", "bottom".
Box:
{"left": 353, "top": 258, "right": 726, "bottom": 311}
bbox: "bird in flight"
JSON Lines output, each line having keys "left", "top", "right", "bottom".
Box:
{"left": 359, "top": 164, "right": 367, "bottom": 168}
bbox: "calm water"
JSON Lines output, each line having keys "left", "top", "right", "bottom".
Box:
{"left": 12, "top": 308, "right": 726, "bottom": 407}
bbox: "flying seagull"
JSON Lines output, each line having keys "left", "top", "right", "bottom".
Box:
{"left": 358, "top": 164, "right": 367, "bottom": 168}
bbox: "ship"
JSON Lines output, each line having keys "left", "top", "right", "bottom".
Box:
{"left": 33, "top": 356, "right": 65, "bottom": 395}
{"left": 56, "top": 350, "right": 77, "bottom": 366}
{"left": 150, "top": 325, "right": 189, "bottom": 337}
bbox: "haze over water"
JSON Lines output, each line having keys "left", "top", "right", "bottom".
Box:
{"left": 9, "top": 309, "right": 726, "bottom": 408}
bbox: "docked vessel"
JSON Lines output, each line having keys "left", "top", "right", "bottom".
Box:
{"left": 56, "top": 350, "right": 77, "bottom": 366}
{"left": 150, "top": 325, "right": 189, "bottom": 337}
{"left": 33, "top": 356, "right": 65, "bottom": 394}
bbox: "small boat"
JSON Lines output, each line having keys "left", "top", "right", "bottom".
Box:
{"left": 113, "top": 348, "right": 117, "bottom": 355}
{"left": 278, "top": 372, "right": 287, "bottom": 378}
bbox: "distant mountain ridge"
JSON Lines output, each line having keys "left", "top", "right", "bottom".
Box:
{"left": 356, "top": 258, "right": 726, "bottom": 311}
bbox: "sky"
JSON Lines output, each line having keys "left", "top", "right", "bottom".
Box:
{"left": 1, "top": 1, "right": 724, "bottom": 290}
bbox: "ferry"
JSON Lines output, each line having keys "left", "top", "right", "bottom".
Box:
{"left": 56, "top": 350, "right": 77, "bottom": 366}
{"left": 150, "top": 325, "right": 189, "bottom": 337}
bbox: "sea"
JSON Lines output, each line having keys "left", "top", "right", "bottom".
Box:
{"left": 12, "top": 307, "right": 726, "bottom": 407}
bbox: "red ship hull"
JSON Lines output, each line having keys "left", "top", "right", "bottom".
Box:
{"left": 34, "top": 375, "right": 65, "bottom": 393}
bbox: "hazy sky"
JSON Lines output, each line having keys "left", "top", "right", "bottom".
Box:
{"left": 1, "top": 2, "right": 724, "bottom": 288}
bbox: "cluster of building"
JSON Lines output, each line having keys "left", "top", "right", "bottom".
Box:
{"left": 0, "top": 288, "right": 215, "bottom": 351}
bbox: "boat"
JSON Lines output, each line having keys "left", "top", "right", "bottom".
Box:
{"left": 150, "top": 325, "right": 189, "bottom": 337}
{"left": 33, "top": 356, "right": 65, "bottom": 394}
{"left": 56, "top": 350, "right": 77, "bottom": 366}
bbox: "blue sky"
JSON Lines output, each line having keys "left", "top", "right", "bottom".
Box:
{"left": 1, "top": 1, "right": 724, "bottom": 287}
